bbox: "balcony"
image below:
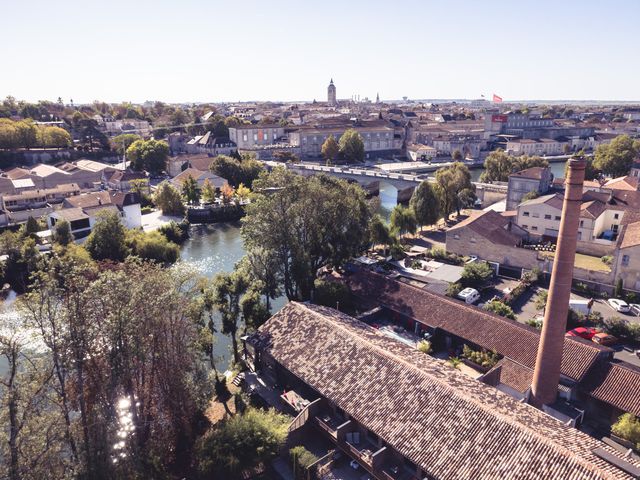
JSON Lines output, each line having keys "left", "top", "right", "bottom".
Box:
{"left": 315, "top": 412, "right": 342, "bottom": 440}
{"left": 380, "top": 462, "right": 417, "bottom": 480}
{"left": 343, "top": 432, "right": 382, "bottom": 469}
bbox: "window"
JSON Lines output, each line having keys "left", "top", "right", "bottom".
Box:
{"left": 523, "top": 211, "right": 530, "bottom": 217}
{"left": 614, "top": 213, "right": 619, "bottom": 220}
{"left": 622, "top": 255, "right": 630, "bottom": 266}
{"left": 555, "top": 216, "right": 561, "bottom": 221}
{"left": 532, "top": 213, "right": 540, "bottom": 218}
{"left": 580, "top": 220, "right": 584, "bottom": 227}
{"left": 522, "top": 225, "right": 528, "bottom": 229}
{"left": 253, "top": 133, "right": 258, "bottom": 141}
{"left": 531, "top": 226, "right": 538, "bottom": 231}
{"left": 243, "top": 134, "right": 248, "bottom": 142}
{"left": 544, "top": 214, "right": 551, "bottom": 220}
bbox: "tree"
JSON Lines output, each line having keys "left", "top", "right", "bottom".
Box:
{"left": 181, "top": 174, "right": 200, "bottom": 204}
{"left": 434, "top": 162, "right": 475, "bottom": 219}
{"left": 242, "top": 169, "right": 371, "bottom": 301}
{"left": 125, "top": 230, "right": 180, "bottom": 264}
{"left": 52, "top": 219, "right": 73, "bottom": 246}
{"left": 37, "top": 125, "right": 71, "bottom": 148}
{"left": 221, "top": 183, "right": 235, "bottom": 204}
{"left": 461, "top": 261, "right": 494, "bottom": 287}
{"left": 201, "top": 178, "right": 217, "bottom": 203}
{"left": 196, "top": 408, "right": 289, "bottom": 477}
{"left": 480, "top": 149, "right": 549, "bottom": 183}
{"left": 369, "top": 214, "right": 392, "bottom": 253}
{"left": 484, "top": 300, "right": 516, "bottom": 320}
{"left": 611, "top": 413, "right": 640, "bottom": 450}
{"left": 210, "top": 154, "right": 264, "bottom": 188}
{"left": 390, "top": 205, "right": 417, "bottom": 241}
{"left": 153, "top": 181, "right": 185, "bottom": 216}
{"left": 593, "top": 135, "right": 640, "bottom": 177}
{"left": 272, "top": 151, "right": 299, "bottom": 163}
{"left": 24, "top": 216, "right": 41, "bottom": 237}
{"left": 522, "top": 190, "right": 540, "bottom": 201}
{"left": 112, "top": 133, "right": 142, "bottom": 155}
{"left": 84, "top": 210, "right": 128, "bottom": 261}
{"left": 452, "top": 149, "right": 463, "bottom": 161}
{"left": 238, "top": 251, "right": 281, "bottom": 313}
{"left": 126, "top": 139, "right": 169, "bottom": 174}
{"left": 321, "top": 134, "right": 339, "bottom": 165}
{"left": 564, "top": 151, "right": 599, "bottom": 180}
{"left": 235, "top": 183, "right": 251, "bottom": 202}
{"left": 410, "top": 181, "right": 440, "bottom": 230}
{"left": 209, "top": 270, "right": 249, "bottom": 364}
{"left": 338, "top": 128, "right": 365, "bottom": 163}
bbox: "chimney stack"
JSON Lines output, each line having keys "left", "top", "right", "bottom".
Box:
{"left": 530, "top": 158, "right": 586, "bottom": 409}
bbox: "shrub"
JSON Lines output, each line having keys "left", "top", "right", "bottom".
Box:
{"left": 484, "top": 300, "right": 516, "bottom": 320}
{"left": 389, "top": 243, "right": 405, "bottom": 261}
{"left": 290, "top": 446, "right": 319, "bottom": 479}
{"left": 125, "top": 230, "right": 180, "bottom": 264}
{"left": 447, "top": 357, "right": 461, "bottom": 369}
{"left": 604, "top": 317, "right": 640, "bottom": 342}
{"left": 428, "top": 247, "right": 464, "bottom": 265}
{"left": 462, "top": 344, "right": 499, "bottom": 369}
{"left": 611, "top": 413, "right": 640, "bottom": 450}
{"left": 601, "top": 255, "right": 613, "bottom": 266}
{"left": 525, "top": 318, "right": 543, "bottom": 330}
{"left": 417, "top": 340, "right": 432, "bottom": 354}
{"left": 534, "top": 290, "right": 548, "bottom": 310}
{"left": 446, "top": 282, "right": 462, "bottom": 298}
{"left": 461, "top": 261, "right": 494, "bottom": 288}
{"left": 314, "top": 279, "right": 353, "bottom": 312}
{"left": 140, "top": 205, "right": 153, "bottom": 215}
{"left": 158, "top": 219, "right": 190, "bottom": 245}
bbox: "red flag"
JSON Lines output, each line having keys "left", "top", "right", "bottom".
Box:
{"left": 492, "top": 94, "right": 503, "bottom": 103}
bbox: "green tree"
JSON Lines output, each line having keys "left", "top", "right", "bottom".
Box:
{"left": 369, "top": 214, "right": 393, "bottom": 254}
{"left": 153, "top": 181, "right": 185, "bottom": 216}
{"left": 390, "top": 204, "right": 417, "bottom": 241}
{"left": 112, "top": 133, "right": 142, "bottom": 155}
{"left": 452, "top": 149, "right": 463, "bottom": 161}
{"left": 461, "top": 261, "right": 494, "bottom": 287}
{"left": 196, "top": 408, "right": 290, "bottom": 477}
{"left": 84, "top": 210, "right": 128, "bottom": 261}
{"left": 209, "top": 270, "right": 249, "bottom": 364}
{"left": 242, "top": 169, "right": 371, "bottom": 301}
{"left": 435, "top": 162, "right": 475, "bottom": 219}
{"left": 480, "top": 149, "right": 548, "bottom": 183}
{"left": 410, "top": 181, "right": 440, "bottom": 230}
{"left": 24, "top": 216, "right": 41, "bottom": 238}
{"left": 125, "top": 230, "right": 180, "bottom": 264}
{"left": 235, "top": 183, "right": 251, "bottom": 202}
{"left": 181, "top": 174, "right": 200, "bottom": 204}
{"left": 210, "top": 154, "right": 264, "bottom": 188}
{"left": 338, "top": 128, "right": 365, "bottom": 163}
{"left": 321, "top": 134, "right": 339, "bottom": 165}
{"left": 52, "top": 219, "right": 73, "bottom": 246}
{"left": 37, "top": 125, "right": 71, "bottom": 148}
{"left": 126, "top": 139, "right": 169, "bottom": 174}
{"left": 593, "top": 135, "right": 640, "bottom": 177}
{"left": 611, "top": 413, "right": 640, "bottom": 450}
{"left": 484, "top": 300, "right": 516, "bottom": 320}
{"left": 201, "top": 178, "right": 217, "bottom": 203}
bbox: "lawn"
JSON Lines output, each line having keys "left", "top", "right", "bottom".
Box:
{"left": 540, "top": 251, "right": 611, "bottom": 273}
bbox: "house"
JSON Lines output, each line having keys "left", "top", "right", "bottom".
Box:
{"left": 248, "top": 301, "right": 640, "bottom": 480}
{"left": 105, "top": 169, "right": 147, "bottom": 192}
{"left": 170, "top": 168, "right": 227, "bottom": 191}
{"left": 406, "top": 143, "right": 437, "bottom": 161}
{"left": 506, "top": 166, "right": 553, "bottom": 210}
{"left": 48, "top": 191, "right": 142, "bottom": 239}
{"left": 1, "top": 183, "right": 81, "bottom": 224}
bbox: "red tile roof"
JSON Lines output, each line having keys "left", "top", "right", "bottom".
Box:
{"left": 581, "top": 361, "right": 640, "bottom": 416}
{"left": 255, "top": 302, "right": 639, "bottom": 480}
{"left": 343, "top": 271, "right": 610, "bottom": 382}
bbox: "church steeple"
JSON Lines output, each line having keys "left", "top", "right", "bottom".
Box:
{"left": 327, "top": 78, "right": 337, "bottom": 106}
{"left": 376, "top": 92, "right": 380, "bottom": 103}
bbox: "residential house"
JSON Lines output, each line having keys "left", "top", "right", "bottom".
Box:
{"left": 105, "top": 169, "right": 147, "bottom": 192}
{"left": 170, "top": 168, "right": 227, "bottom": 192}
{"left": 1, "top": 183, "right": 81, "bottom": 224}
{"left": 506, "top": 166, "right": 553, "bottom": 210}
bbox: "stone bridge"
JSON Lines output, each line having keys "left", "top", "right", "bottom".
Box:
{"left": 285, "top": 163, "right": 507, "bottom": 206}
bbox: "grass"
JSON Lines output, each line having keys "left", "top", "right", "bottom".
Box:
{"left": 540, "top": 251, "right": 611, "bottom": 273}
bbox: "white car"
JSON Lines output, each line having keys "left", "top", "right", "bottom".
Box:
{"left": 607, "top": 298, "right": 630, "bottom": 313}
{"left": 629, "top": 304, "right": 640, "bottom": 317}
{"left": 457, "top": 287, "right": 481, "bottom": 305}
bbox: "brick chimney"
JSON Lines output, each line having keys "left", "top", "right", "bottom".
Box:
{"left": 530, "top": 158, "right": 586, "bottom": 408}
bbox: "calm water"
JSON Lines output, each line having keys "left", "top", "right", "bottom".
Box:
{"left": 180, "top": 222, "right": 287, "bottom": 370}
{"left": 469, "top": 160, "right": 567, "bottom": 183}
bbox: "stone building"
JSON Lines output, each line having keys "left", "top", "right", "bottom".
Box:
{"left": 506, "top": 166, "right": 553, "bottom": 210}
{"left": 327, "top": 78, "right": 336, "bottom": 106}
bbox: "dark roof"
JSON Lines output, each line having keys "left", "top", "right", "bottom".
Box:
{"left": 580, "top": 361, "right": 640, "bottom": 416}
{"left": 343, "top": 271, "right": 610, "bottom": 382}
{"left": 254, "top": 302, "right": 639, "bottom": 480}
{"left": 107, "top": 169, "right": 147, "bottom": 183}
{"left": 510, "top": 166, "right": 548, "bottom": 180}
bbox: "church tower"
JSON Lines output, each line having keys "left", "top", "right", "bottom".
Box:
{"left": 327, "top": 79, "right": 337, "bottom": 106}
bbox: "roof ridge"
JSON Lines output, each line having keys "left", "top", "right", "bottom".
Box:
{"left": 293, "top": 302, "right": 616, "bottom": 472}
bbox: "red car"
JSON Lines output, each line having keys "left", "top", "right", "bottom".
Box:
{"left": 565, "top": 327, "right": 599, "bottom": 340}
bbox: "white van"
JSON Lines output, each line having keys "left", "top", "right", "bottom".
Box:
{"left": 568, "top": 299, "right": 592, "bottom": 316}
{"left": 457, "top": 287, "right": 481, "bottom": 305}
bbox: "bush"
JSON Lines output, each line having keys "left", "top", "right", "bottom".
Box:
{"left": 603, "top": 317, "right": 640, "bottom": 342}
{"left": 446, "top": 282, "right": 462, "bottom": 298}
{"left": 428, "top": 247, "right": 464, "bottom": 265}
{"left": 417, "top": 340, "right": 432, "bottom": 354}
{"left": 389, "top": 243, "right": 405, "bottom": 261}
{"left": 462, "top": 344, "right": 499, "bottom": 369}
{"left": 158, "top": 219, "right": 190, "bottom": 245}
{"left": 484, "top": 300, "right": 516, "bottom": 320}
{"left": 461, "top": 261, "right": 494, "bottom": 288}
{"left": 601, "top": 255, "right": 613, "bottom": 266}
{"left": 611, "top": 413, "right": 640, "bottom": 450}
{"left": 125, "top": 230, "right": 180, "bottom": 264}
{"left": 290, "top": 446, "right": 319, "bottom": 479}
{"left": 534, "top": 290, "right": 548, "bottom": 310}
{"left": 525, "top": 318, "right": 543, "bottom": 330}
{"left": 140, "top": 206, "right": 154, "bottom": 215}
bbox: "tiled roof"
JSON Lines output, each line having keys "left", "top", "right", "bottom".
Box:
{"left": 581, "top": 361, "right": 640, "bottom": 417}
{"left": 255, "top": 302, "right": 639, "bottom": 480}
{"left": 447, "top": 210, "right": 524, "bottom": 246}
{"left": 344, "top": 271, "right": 609, "bottom": 382}
{"left": 493, "top": 358, "right": 534, "bottom": 393}
{"left": 619, "top": 221, "right": 640, "bottom": 249}
{"left": 510, "top": 166, "right": 547, "bottom": 180}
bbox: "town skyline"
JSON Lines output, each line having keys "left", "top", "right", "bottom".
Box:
{"left": 2, "top": 0, "right": 640, "bottom": 104}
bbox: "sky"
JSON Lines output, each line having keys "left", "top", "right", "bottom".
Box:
{"left": 2, "top": 0, "right": 639, "bottom": 104}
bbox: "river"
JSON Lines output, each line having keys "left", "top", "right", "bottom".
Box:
{"left": 469, "top": 159, "right": 567, "bottom": 183}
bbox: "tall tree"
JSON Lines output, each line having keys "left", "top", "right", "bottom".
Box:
{"left": 410, "top": 181, "right": 440, "bottom": 230}
{"left": 112, "top": 133, "right": 142, "bottom": 155}
{"left": 153, "top": 181, "right": 185, "bottom": 216}
{"left": 321, "top": 134, "right": 339, "bottom": 165}
{"left": 593, "top": 135, "right": 640, "bottom": 177}
{"left": 126, "top": 139, "right": 169, "bottom": 174}
{"left": 52, "top": 219, "right": 73, "bottom": 246}
{"left": 435, "top": 162, "right": 475, "bottom": 219}
{"left": 181, "top": 175, "right": 200, "bottom": 204}
{"left": 209, "top": 270, "right": 249, "bottom": 364}
{"left": 201, "top": 178, "right": 217, "bottom": 203}
{"left": 390, "top": 205, "right": 417, "bottom": 241}
{"left": 242, "top": 169, "right": 371, "bottom": 300}
{"left": 209, "top": 154, "right": 263, "bottom": 188}
{"left": 368, "top": 214, "right": 393, "bottom": 254}
{"left": 338, "top": 129, "right": 365, "bottom": 163}
{"left": 480, "top": 149, "right": 548, "bottom": 183}
{"left": 84, "top": 210, "right": 128, "bottom": 261}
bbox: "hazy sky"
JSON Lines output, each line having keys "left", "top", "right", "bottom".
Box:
{"left": 2, "top": 0, "right": 639, "bottom": 104}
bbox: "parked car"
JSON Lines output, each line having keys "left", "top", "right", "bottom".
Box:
{"left": 629, "top": 303, "right": 640, "bottom": 317}
{"left": 566, "top": 327, "right": 599, "bottom": 340}
{"left": 607, "top": 298, "right": 630, "bottom": 313}
{"left": 592, "top": 332, "right": 619, "bottom": 346}
{"left": 457, "top": 287, "right": 481, "bottom": 305}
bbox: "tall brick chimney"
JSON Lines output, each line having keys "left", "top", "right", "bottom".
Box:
{"left": 530, "top": 158, "right": 586, "bottom": 408}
